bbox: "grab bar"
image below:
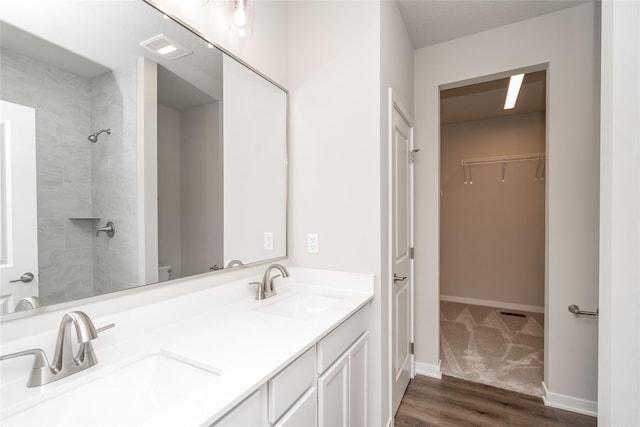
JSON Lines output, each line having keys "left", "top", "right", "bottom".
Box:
{"left": 568, "top": 304, "right": 599, "bottom": 317}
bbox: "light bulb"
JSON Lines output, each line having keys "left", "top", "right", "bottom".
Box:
{"left": 237, "top": 27, "right": 246, "bottom": 38}
{"left": 233, "top": 8, "right": 247, "bottom": 27}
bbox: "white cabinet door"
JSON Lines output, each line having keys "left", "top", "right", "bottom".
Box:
{"left": 275, "top": 387, "right": 317, "bottom": 427}
{"left": 318, "top": 352, "right": 349, "bottom": 427}
{"left": 349, "top": 333, "right": 369, "bottom": 427}
{"left": 214, "top": 385, "right": 267, "bottom": 427}
{"left": 269, "top": 347, "right": 315, "bottom": 423}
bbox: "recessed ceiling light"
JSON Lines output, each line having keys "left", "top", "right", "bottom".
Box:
{"left": 157, "top": 44, "right": 177, "bottom": 55}
{"left": 504, "top": 73, "right": 525, "bottom": 110}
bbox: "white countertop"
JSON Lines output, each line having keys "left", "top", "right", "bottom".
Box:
{"left": 0, "top": 268, "right": 374, "bottom": 426}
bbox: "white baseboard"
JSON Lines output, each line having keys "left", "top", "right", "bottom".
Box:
{"left": 440, "top": 295, "right": 544, "bottom": 313}
{"left": 542, "top": 382, "right": 598, "bottom": 417}
{"left": 415, "top": 361, "right": 442, "bottom": 379}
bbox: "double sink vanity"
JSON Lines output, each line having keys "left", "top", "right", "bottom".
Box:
{"left": 0, "top": 2, "right": 374, "bottom": 425}
{"left": 0, "top": 267, "right": 374, "bottom": 426}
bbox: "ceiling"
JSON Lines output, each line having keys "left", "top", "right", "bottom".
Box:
{"left": 440, "top": 70, "right": 546, "bottom": 124}
{"left": 396, "top": 0, "right": 591, "bottom": 49}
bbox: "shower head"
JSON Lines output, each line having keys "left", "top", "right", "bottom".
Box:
{"left": 88, "top": 128, "right": 111, "bottom": 143}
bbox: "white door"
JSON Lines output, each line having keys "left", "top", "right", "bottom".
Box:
{"left": 0, "top": 100, "right": 39, "bottom": 314}
{"left": 391, "top": 103, "right": 414, "bottom": 414}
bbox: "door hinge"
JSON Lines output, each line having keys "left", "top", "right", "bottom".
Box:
{"left": 409, "top": 247, "right": 414, "bottom": 259}
{"left": 409, "top": 342, "right": 414, "bottom": 355}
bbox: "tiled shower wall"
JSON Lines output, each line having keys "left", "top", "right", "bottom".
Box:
{"left": 1, "top": 49, "right": 94, "bottom": 305}
{"left": 1, "top": 49, "right": 138, "bottom": 304}
{"left": 91, "top": 62, "right": 138, "bottom": 295}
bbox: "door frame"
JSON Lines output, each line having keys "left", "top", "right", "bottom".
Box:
{"left": 388, "top": 88, "right": 415, "bottom": 417}
{"left": 435, "top": 64, "right": 548, "bottom": 387}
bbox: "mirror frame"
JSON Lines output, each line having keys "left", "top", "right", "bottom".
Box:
{"left": 0, "top": 0, "right": 289, "bottom": 322}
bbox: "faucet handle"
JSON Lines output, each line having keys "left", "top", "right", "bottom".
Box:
{"left": 249, "top": 281, "right": 265, "bottom": 300}
{"left": 96, "top": 323, "right": 116, "bottom": 334}
{"left": 1, "top": 348, "right": 49, "bottom": 369}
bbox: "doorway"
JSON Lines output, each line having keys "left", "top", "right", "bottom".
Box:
{"left": 438, "top": 71, "right": 547, "bottom": 397}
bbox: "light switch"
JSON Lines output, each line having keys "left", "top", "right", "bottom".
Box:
{"left": 307, "top": 233, "right": 319, "bottom": 253}
{"left": 264, "top": 232, "right": 274, "bottom": 250}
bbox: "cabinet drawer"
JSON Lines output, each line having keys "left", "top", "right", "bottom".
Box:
{"left": 274, "top": 387, "right": 317, "bottom": 427}
{"left": 269, "top": 347, "right": 316, "bottom": 423}
{"left": 317, "top": 305, "right": 368, "bottom": 373}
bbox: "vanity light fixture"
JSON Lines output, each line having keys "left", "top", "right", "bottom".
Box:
{"left": 140, "top": 34, "right": 193, "bottom": 60}
{"left": 504, "top": 73, "right": 525, "bottom": 109}
{"left": 229, "top": 0, "right": 251, "bottom": 38}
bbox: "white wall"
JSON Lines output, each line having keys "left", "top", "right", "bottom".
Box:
{"left": 158, "top": 102, "right": 223, "bottom": 277}
{"left": 288, "top": 1, "right": 413, "bottom": 425}
{"left": 153, "top": 0, "right": 287, "bottom": 88}
{"left": 287, "top": 0, "right": 383, "bottom": 423}
{"left": 414, "top": 3, "right": 600, "bottom": 414}
{"left": 181, "top": 102, "right": 223, "bottom": 274}
{"left": 598, "top": 0, "right": 640, "bottom": 424}
{"left": 223, "top": 56, "right": 286, "bottom": 266}
{"left": 157, "top": 104, "right": 182, "bottom": 278}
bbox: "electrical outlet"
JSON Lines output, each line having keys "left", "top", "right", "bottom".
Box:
{"left": 307, "top": 233, "right": 319, "bottom": 253}
{"left": 264, "top": 232, "right": 273, "bottom": 250}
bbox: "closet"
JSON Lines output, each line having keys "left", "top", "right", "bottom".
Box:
{"left": 438, "top": 71, "right": 546, "bottom": 397}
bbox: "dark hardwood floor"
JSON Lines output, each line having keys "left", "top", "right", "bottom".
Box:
{"left": 395, "top": 375, "right": 597, "bottom": 427}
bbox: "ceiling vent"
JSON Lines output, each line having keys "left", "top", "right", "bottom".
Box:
{"left": 140, "top": 34, "right": 192, "bottom": 60}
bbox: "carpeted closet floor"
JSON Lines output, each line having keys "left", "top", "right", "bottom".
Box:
{"left": 440, "top": 301, "right": 544, "bottom": 397}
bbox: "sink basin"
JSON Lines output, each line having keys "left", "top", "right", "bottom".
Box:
{"left": 256, "top": 292, "right": 342, "bottom": 319}
{"left": 2, "top": 352, "right": 221, "bottom": 427}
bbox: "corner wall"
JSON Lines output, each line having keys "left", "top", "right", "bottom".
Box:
{"left": 380, "top": 0, "right": 414, "bottom": 422}
{"left": 414, "top": 3, "right": 600, "bottom": 413}
{"left": 287, "top": 1, "right": 383, "bottom": 423}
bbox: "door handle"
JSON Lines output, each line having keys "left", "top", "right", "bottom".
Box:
{"left": 10, "top": 272, "right": 34, "bottom": 283}
{"left": 393, "top": 273, "right": 407, "bottom": 283}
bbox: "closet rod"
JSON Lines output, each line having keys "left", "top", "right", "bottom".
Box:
{"left": 461, "top": 152, "right": 545, "bottom": 167}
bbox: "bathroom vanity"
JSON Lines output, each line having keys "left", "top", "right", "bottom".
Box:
{"left": 0, "top": 268, "right": 373, "bottom": 426}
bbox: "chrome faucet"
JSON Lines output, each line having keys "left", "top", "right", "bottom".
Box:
{"left": 250, "top": 263, "right": 290, "bottom": 300}
{"left": 0, "top": 311, "right": 114, "bottom": 387}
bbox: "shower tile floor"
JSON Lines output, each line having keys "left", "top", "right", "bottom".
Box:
{"left": 440, "top": 301, "right": 545, "bottom": 397}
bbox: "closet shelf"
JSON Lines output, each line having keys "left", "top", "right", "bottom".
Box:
{"left": 461, "top": 152, "right": 545, "bottom": 184}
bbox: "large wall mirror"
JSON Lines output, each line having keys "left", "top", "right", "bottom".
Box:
{"left": 0, "top": 1, "right": 287, "bottom": 316}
